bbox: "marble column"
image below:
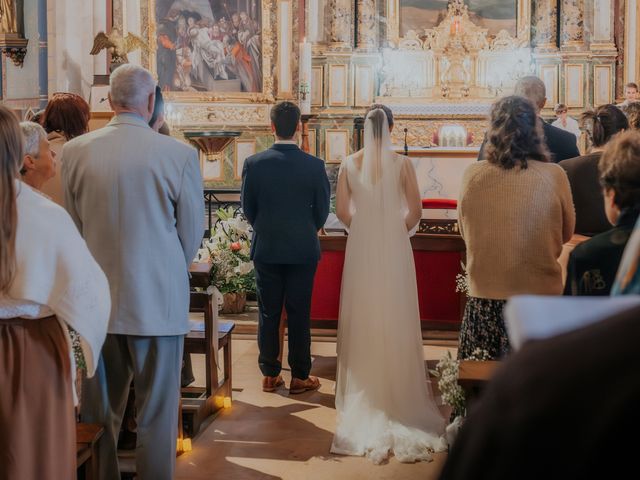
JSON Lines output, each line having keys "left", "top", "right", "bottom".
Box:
{"left": 328, "top": 0, "right": 352, "bottom": 50}
{"left": 356, "top": 0, "right": 377, "bottom": 51}
{"left": 560, "top": 0, "right": 585, "bottom": 49}
{"left": 533, "top": 0, "right": 558, "bottom": 50}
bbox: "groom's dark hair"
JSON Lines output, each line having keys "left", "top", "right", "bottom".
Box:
{"left": 271, "top": 101, "right": 300, "bottom": 139}
{"left": 365, "top": 103, "right": 394, "bottom": 127}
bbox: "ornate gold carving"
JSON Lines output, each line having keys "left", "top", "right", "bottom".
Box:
{"left": 169, "top": 104, "right": 271, "bottom": 127}
{"left": 390, "top": 119, "right": 487, "bottom": 148}
{"left": 380, "top": 0, "right": 532, "bottom": 101}
{"left": 0, "top": 0, "right": 17, "bottom": 34}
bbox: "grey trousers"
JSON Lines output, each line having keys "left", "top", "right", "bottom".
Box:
{"left": 81, "top": 334, "right": 183, "bottom": 480}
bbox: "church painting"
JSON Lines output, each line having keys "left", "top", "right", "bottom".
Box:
{"left": 155, "top": 0, "right": 263, "bottom": 93}
{"left": 400, "top": 0, "right": 517, "bottom": 37}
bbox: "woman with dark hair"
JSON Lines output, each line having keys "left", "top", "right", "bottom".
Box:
{"left": 40, "top": 92, "right": 91, "bottom": 205}
{"left": 565, "top": 131, "right": 640, "bottom": 295}
{"left": 559, "top": 104, "right": 628, "bottom": 236}
{"left": 457, "top": 96, "right": 575, "bottom": 359}
{"left": 0, "top": 104, "right": 110, "bottom": 479}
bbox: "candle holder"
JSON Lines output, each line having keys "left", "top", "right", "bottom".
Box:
{"left": 183, "top": 131, "right": 242, "bottom": 164}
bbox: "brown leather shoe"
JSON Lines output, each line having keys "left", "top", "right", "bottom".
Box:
{"left": 289, "top": 376, "right": 321, "bottom": 394}
{"left": 262, "top": 375, "right": 285, "bottom": 392}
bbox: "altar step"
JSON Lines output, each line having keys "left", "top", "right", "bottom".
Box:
{"left": 214, "top": 301, "right": 459, "bottom": 347}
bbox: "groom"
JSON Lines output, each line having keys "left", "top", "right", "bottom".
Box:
{"left": 241, "top": 101, "right": 330, "bottom": 393}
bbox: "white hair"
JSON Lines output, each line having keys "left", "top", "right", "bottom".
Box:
{"left": 514, "top": 76, "right": 546, "bottom": 111}
{"left": 19, "top": 121, "right": 47, "bottom": 157}
{"left": 109, "top": 64, "right": 155, "bottom": 109}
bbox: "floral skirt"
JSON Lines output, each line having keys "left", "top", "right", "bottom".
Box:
{"left": 457, "top": 297, "right": 510, "bottom": 360}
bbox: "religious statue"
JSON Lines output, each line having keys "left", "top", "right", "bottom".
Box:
{"left": 0, "top": 0, "right": 17, "bottom": 34}
{"left": 90, "top": 29, "right": 150, "bottom": 69}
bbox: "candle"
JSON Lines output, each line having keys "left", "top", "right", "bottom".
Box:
{"left": 308, "top": 0, "right": 319, "bottom": 41}
{"left": 298, "top": 38, "right": 312, "bottom": 115}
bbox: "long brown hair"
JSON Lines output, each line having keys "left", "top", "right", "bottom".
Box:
{"left": 0, "top": 104, "right": 24, "bottom": 293}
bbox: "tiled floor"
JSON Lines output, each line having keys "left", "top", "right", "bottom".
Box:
{"left": 175, "top": 338, "right": 456, "bottom": 480}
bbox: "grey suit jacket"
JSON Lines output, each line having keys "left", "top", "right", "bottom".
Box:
{"left": 62, "top": 113, "right": 204, "bottom": 336}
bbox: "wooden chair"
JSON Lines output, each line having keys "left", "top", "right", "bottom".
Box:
{"left": 76, "top": 423, "right": 104, "bottom": 480}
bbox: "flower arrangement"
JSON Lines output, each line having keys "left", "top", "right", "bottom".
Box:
{"left": 455, "top": 261, "right": 469, "bottom": 296}
{"left": 202, "top": 207, "right": 255, "bottom": 295}
{"left": 430, "top": 347, "right": 491, "bottom": 418}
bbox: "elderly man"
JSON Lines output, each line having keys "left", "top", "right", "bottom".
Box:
{"left": 478, "top": 76, "right": 580, "bottom": 162}
{"left": 62, "top": 64, "right": 204, "bottom": 480}
{"left": 18, "top": 121, "right": 57, "bottom": 191}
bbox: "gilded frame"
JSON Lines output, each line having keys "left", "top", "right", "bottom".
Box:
{"left": 145, "top": 0, "right": 276, "bottom": 103}
{"left": 325, "top": 129, "right": 350, "bottom": 164}
{"left": 565, "top": 64, "right": 585, "bottom": 108}
{"left": 386, "top": 0, "right": 531, "bottom": 46}
{"left": 234, "top": 138, "right": 257, "bottom": 180}
{"left": 200, "top": 152, "right": 224, "bottom": 182}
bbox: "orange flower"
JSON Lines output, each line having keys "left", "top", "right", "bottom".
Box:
{"left": 230, "top": 242, "right": 242, "bottom": 252}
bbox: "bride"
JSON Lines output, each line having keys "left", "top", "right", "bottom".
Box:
{"left": 330, "top": 105, "right": 447, "bottom": 464}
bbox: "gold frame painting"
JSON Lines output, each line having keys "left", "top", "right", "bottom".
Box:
{"left": 145, "top": 0, "right": 276, "bottom": 103}
{"left": 200, "top": 152, "right": 224, "bottom": 182}
{"left": 311, "top": 65, "right": 324, "bottom": 106}
{"left": 325, "top": 129, "right": 350, "bottom": 164}
{"left": 386, "top": 0, "right": 531, "bottom": 46}
{"left": 234, "top": 138, "right": 257, "bottom": 180}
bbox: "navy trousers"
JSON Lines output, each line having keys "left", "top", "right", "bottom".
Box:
{"left": 254, "top": 261, "right": 318, "bottom": 379}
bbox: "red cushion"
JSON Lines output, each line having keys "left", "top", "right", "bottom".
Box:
{"left": 422, "top": 198, "right": 458, "bottom": 210}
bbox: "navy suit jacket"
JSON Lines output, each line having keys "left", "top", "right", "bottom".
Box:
{"left": 241, "top": 143, "right": 330, "bottom": 264}
{"left": 477, "top": 119, "right": 580, "bottom": 163}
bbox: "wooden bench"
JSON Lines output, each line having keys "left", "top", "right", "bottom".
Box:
{"left": 458, "top": 360, "right": 500, "bottom": 404}
{"left": 76, "top": 423, "right": 103, "bottom": 480}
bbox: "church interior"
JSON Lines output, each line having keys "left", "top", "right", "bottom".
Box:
{"left": 2, "top": 0, "right": 640, "bottom": 479}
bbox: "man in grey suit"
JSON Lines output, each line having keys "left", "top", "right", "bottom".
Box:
{"left": 62, "top": 64, "right": 204, "bottom": 480}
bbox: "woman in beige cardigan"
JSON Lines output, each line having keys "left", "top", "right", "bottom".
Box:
{"left": 0, "top": 104, "right": 110, "bottom": 479}
{"left": 40, "top": 92, "right": 91, "bottom": 205}
{"left": 457, "top": 96, "right": 575, "bottom": 359}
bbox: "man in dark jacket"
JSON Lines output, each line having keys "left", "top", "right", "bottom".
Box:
{"left": 478, "top": 76, "right": 580, "bottom": 162}
{"left": 241, "top": 101, "right": 330, "bottom": 394}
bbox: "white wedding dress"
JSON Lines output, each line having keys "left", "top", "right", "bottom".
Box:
{"left": 330, "top": 110, "right": 447, "bottom": 464}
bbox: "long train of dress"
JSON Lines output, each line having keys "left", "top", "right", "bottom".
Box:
{"left": 331, "top": 153, "right": 447, "bottom": 464}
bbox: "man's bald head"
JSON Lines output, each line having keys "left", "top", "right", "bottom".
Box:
{"left": 514, "top": 76, "right": 547, "bottom": 113}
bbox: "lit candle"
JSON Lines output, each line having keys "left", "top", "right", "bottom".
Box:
{"left": 298, "top": 38, "right": 312, "bottom": 115}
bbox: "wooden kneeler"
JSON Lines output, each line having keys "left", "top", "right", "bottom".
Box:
{"left": 76, "top": 423, "right": 104, "bottom": 480}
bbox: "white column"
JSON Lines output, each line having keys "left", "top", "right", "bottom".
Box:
{"left": 93, "top": 0, "right": 108, "bottom": 75}
{"left": 123, "top": 0, "right": 142, "bottom": 66}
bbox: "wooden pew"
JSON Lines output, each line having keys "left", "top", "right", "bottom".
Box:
{"left": 457, "top": 360, "right": 500, "bottom": 404}
{"left": 76, "top": 423, "right": 104, "bottom": 480}
{"left": 181, "top": 262, "right": 235, "bottom": 439}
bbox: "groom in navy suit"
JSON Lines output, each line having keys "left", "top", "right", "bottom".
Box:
{"left": 241, "top": 102, "right": 330, "bottom": 393}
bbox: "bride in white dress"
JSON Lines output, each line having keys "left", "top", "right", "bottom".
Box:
{"left": 330, "top": 107, "right": 447, "bottom": 464}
